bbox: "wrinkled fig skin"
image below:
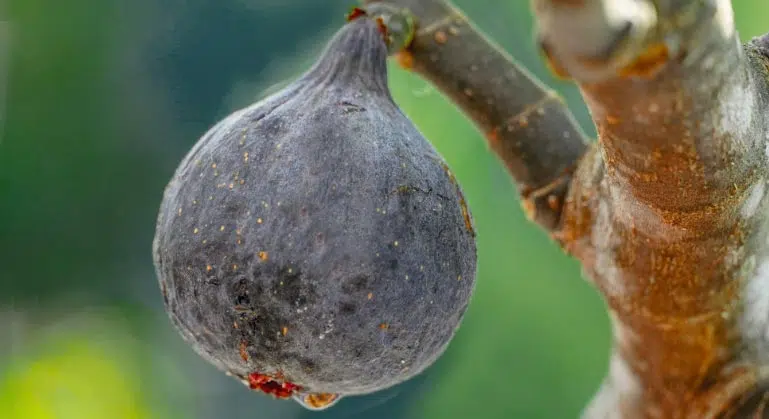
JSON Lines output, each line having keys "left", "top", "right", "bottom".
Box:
{"left": 152, "top": 17, "right": 477, "bottom": 400}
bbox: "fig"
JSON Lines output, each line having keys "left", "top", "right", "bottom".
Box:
{"left": 152, "top": 8, "right": 477, "bottom": 410}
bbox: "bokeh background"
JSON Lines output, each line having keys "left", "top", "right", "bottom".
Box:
{"left": 2, "top": 1, "right": 768, "bottom": 418}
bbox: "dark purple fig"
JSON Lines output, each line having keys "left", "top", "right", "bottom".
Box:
{"left": 152, "top": 9, "right": 477, "bottom": 410}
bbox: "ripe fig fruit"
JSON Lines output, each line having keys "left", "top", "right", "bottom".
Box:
{"left": 152, "top": 9, "right": 477, "bottom": 410}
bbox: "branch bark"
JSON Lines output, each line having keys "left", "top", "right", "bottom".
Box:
{"left": 362, "top": 0, "right": 589, "bottom": 232}
{"left": 364, "top": 0, "right": 769, "bottom": 417}
{"left": 533, "top": 0, "right": 769, "bottom": 417}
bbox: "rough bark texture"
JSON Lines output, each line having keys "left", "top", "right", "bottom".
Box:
{"left": 538, "top": 0, "right": 769, "bottom": 417}
{"left": 364, "top": 0, "right": 769, "bottom": 417}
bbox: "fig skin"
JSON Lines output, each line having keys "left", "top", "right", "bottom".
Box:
{"left": 152, "top": 16, "right": 477, "bottom": 400}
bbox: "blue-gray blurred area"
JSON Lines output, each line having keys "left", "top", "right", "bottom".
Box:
{"left": 1, "top": 1, "right": 767, "bottom": 418}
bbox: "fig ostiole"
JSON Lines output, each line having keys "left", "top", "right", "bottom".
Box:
{"left": 153, "top": 9, "right": 477, "bottom": 411}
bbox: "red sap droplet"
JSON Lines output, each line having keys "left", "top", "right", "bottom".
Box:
{"left": 247, "top": 372, "right": 303, "bottom": 399}
{"left": 346, "top": 7, "right": 367, "bottom": 22}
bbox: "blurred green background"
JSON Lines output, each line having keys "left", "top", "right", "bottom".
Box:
{"left": 1, "top": 1, "right": 767, "bottom": 418}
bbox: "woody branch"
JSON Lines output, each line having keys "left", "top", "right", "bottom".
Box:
{"left": 537, "top": 0, "right": 769, "bottom": 417}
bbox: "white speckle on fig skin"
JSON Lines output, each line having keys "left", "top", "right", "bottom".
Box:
{"left": 152, "top": 17, "right": 477, "bottom": 401}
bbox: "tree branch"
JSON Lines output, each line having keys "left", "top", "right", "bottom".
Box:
{"left": 362, "top": 0, "right": 589, "bottom": 232}
{"left": 533, "top": 0, "right": 769, "bottom": 417}
{"left": 360, "top": 0, "right": 769, "bottom": 417}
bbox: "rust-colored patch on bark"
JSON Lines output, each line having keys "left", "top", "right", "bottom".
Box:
{"left": 606, "top": 114, "right": 620, "bottom": 125}
{"left": 485, "top": 128, "right": 499, "bottom": 147}
{"left": 395, "top": 50, "right": 414, "bottom": 70}
{"left": 618, "top": 43, "right": 670, "bottom": 79}
{"left": 558, "top": 124, "right": 756, "bottom": 416}
{"left": 547, "top": 195, "right": 560, "bottom": 212}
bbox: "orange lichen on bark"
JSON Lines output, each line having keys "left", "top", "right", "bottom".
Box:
{"left": 559, "top": 129, "right": 758, "bottom": 416}
{"left": 547, "top": 195, "right": 560, "bottom": 211}
{"left": 618, "top": 43, "right": 670, "bottom": 79}
{"left": 485, "top": 128, "right": 499, "bottom": 147}
{"left": 395, "top": 50, "right": 414, "bottom": 69}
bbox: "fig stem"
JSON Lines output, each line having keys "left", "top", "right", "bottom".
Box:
{"left": 362, "top": 4, "right": 417, "bottom": 54}
{"left": 361, "top": 0, "right": 589, "bottom": 232}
